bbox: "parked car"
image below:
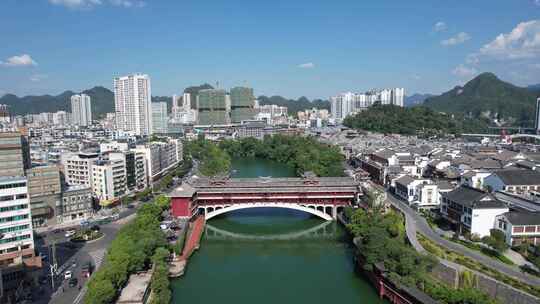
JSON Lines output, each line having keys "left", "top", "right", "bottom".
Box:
{"left": 68, "top": 277, "right": 78, "bottom": 288}
{"left": 64, "top": 270, "right": 72, "bottom": 280}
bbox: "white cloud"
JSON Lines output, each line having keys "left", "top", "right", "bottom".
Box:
{"left": 49, "top": 0, "right": 145, "bottom": 8}
{"left": 452, "top": 64, "right": 477, "bottom": 77}
{"left": 109, "top": 0, "right": 146, "bottom": 8}
{"left": 49, "top": 0, "right": 102, "bottom": 8}
{"left": 477, "top": 20, "right": 540, "bottom": 60}
{"left": 441, "top": 32, "right": 471, "bottom": 46}
{"left": 434, "top": 21, "right": 447, "bottom": 32}
{"left": 29, "top": 74, "right": 48, "bottom": 82}
{"left": 0, "top": 54, "right": 37, "bottom": 67}
{"left": 297, "top": 62, "right": 315, "bottom": 69}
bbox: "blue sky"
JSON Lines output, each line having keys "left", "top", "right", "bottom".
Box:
{"left": 0, "top": 0, "right": 539, "bottom": 99}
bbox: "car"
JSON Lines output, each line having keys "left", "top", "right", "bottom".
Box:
{"left": 65, "top": 229, "right": 76, "bottom": 238}
{"left": 127, "top": 204, "right": 135, "bottom": 209}
{"left": 90, "top": 225, "right": 100, "bottom": 231}
{"left": 71, "top": 261, "right": 77, "bottom": 268}
{"left": 64, "top": 270, "right": 72, "bottom": 280}
{"left": 68, "top": 277, "right": 78, "bottom": 288}
{"left": 52, "top": 229, "right": 63, "bottom": 234}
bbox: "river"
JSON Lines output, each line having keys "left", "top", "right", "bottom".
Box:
{"left": 170, "top": 157, "right": 385, "bottom": 303}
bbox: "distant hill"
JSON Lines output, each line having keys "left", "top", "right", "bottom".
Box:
{"left": 0, "top": 86, "right": 114, "bottom": 118}
{"left": 0, "top": 86, "right": 174, "bottom": 118}
{"left": 528, "top": 84, "right": 540, "bottom": 94}
{"left": 257, "top": 96, "right": 330, "bottom": 116}
{"left": 404, "top": 93, "right": 433, "bottom": 107}
{"left": 423, "top": 72, "right": 538, "bottom": 127}
{"left": 0, "top": 85, "right": 331, "bottom": 119}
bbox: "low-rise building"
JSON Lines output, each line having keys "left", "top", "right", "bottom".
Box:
{"left": 91, "top": 158, "right": 127, "bottom": 204}
{"left": 61, "top": 151, "right": 99, "bottom": 186}
{"left": 495, "top": 211, "right": 540, "bottom": 246}
{"left": 441, "top": 185, "right": 509, "bottom": 238}
{"left": 25, "top": 165, "right": 62, "bottom": 227}
{"left": 484, "top": 169, "right": 540, "bottom": 195}
{"left": 59, "top": 185, "right": 93, "bottom": 224}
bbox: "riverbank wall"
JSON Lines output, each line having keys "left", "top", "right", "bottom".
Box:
{"left": 339, "top": 213, "right": 437, "bottom": 304}
{"left": 169, "top": 215, "right": 205, "bottom": 277}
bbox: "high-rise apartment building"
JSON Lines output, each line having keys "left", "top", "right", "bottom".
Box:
{"left": 70, "top": 94, "right": 92, "bottom": 126}
{"left": 230, "top": 87, "right": 256, "bottom": 123}
{"left": 113, "top": 74, "right": 153, "bottom": 136}
{"left": 0, "top": 132, "right": 31, "bottom": 178}
{"left": 330, "top": 88, "right": 405, "bottom": 121}
{"left": 197, "top": 89, "right": 229, "bottom": 125}
{"left": 0, "top": 105, "right": 10, "bottom": 124}
{"left": 152, "top": 102, "right": 168, "bottom": 134}
{"left": 534, "top": 98, "right": 540, "bottom": 134}
{"left": 0, "top": 176, "right": 40, "bottom": 298}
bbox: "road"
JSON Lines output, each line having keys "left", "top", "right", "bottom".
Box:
{"left": 41, "top": 161, "right": 192, "bottom": 304}
{"left": 385, "top": 191, "right": 540, "bottom": 286}
{"left": 32, "top": 205, "right": 140, "bottom": 304}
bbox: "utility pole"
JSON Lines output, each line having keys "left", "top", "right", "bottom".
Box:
{"left": 49, "top": 238, "right": 57, "bottom": 290}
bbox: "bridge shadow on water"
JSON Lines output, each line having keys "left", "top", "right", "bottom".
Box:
{"left": 205, "top": 208, "right": 345, "bottom": 242}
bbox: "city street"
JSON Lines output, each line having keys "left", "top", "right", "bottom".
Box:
{"left": 31, "top": 205, "right": 140, "bottom": 304}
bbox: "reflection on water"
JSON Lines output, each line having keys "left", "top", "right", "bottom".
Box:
{"left": 170, "top": 158, "right": 386, "bottom": 304}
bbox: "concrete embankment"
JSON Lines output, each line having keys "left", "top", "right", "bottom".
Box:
{"left": 169, "top": 215, "right": 205, "bottom": 277}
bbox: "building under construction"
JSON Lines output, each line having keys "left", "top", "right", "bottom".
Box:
{"left": 196, "top": 89, "right": 229, "bottom": 125}
{"left": 230, "top": 87, "right": 255, "bottom": 123}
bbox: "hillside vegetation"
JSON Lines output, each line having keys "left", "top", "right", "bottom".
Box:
{"left": 343, "top": 104, "right": 489, "bottom": 136}
{"left": 423, "top": 73, "right": 538, "bottom": 126}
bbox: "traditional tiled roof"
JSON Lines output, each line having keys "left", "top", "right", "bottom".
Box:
{"left": 492, "top": 169, "right": 540, "bottom": 186}
{"left": 503, "top": 211, "right": 540, "bottom": 226}
{"left": 443, "top": 185, "right": 506, "bottom": 209}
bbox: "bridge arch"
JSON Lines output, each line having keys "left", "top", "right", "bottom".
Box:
{"left": 204, "top": 203, "right": 333, "bottom": 221}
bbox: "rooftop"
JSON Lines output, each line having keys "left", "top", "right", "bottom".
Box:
{"left": 502, "top": 211, "right": 540, "bottom": 226}
{"left": 493, "top": 169, "right": 540, "bottom": 186}
{"left": 116, "top": 271, "right": 152, "bottom": 304}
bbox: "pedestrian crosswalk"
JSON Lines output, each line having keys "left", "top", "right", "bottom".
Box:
{"left": 88, "top": 249, "right": 106, "bottom": 269}
{"left": 73, "top": 286, "right": 87, "bottom": 304}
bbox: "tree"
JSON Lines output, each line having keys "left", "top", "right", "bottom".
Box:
{"left": 483, "top": 229, "right": 508, "bottom": 253}
{"left": 85, "top": 274, "right": 116, "bottom": 304}
{"left": 155, "top": 195, "right": 171, "bottom": 211}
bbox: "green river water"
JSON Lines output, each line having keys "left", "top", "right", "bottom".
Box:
{"left": 170, "top": 157, "right": 385, "bottom": 303}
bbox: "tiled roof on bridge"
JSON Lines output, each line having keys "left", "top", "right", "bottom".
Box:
{"left": 189, "top": 176, "right": 359, "bottom": 194}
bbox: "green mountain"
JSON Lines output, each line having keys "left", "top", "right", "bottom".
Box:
{"left": 0, "top": 86, "right": 115, "bottom": 118}
{"left": 257, "top": 96, "right": 330, "bottom": 116}
{"left": 0, "top": 87, "right": 176, "bottom": 118}
{"left": 343, "top": 104, "right": 489, "bottom": 136}
{"left": 423, "top": 72, "right": 539, "bottom": 127}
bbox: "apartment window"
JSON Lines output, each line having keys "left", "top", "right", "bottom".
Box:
{"left": 525, "top": 226, "right": 536, "bottom": 233}
{"left": 513, "top": 226, "right": 524, "bottom": 233}
{"left": 0, "top": 195, "right": 13, "bottom": 201}
{"left": 0, "top": 234, "right": 31, "bottom": 244}
{"left": 0, "top": 204, "right": 28, "bottom": 212}
{"left": 0, "top": 214, "right": 29, "bottom": 223}
{"left": 16, "top": 193, "right": 27, "bottom": 199}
